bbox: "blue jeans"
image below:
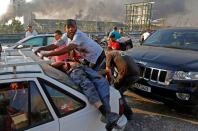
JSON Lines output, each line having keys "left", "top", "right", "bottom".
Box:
{"left": 69, "top": 66, "right": 110, "bottom": 111}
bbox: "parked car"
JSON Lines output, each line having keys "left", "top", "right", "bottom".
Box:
{"left": 0, "top": 50, "right": 127, "bottom": 131}
{"left": 127, "top": 27, "right": 198, "bottom": 108}
{"left": 2, "top": 34, "right": 54, "bottom": 50}
{"left": 100, "top": 36, "right": 133, "bottom": 50}
{"left": 127, "top": 31, "right": 142, "bottom": 47}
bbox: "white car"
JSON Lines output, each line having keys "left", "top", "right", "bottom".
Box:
{"left": 2, "top": 34, "right": 54, "bottom": 50}
{"left": 0, "top": 50, "right": 127, "bottom": 131}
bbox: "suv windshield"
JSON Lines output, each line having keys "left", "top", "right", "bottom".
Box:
{"left": 143, "top": 28, "right": 198, "bottom": 51}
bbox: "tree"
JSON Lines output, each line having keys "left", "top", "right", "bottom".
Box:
{"left": 9, "top": 19, "right": 24, "bottom": 33}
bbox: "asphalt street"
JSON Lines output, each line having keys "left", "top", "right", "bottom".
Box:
{"left": 124, "top": 90, "right": 198, "bottom": 131}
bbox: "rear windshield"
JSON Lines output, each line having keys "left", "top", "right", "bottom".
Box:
{"left": 143, "top": 29, "right": 198, "bottom": 51}
{"left": 41, "top": 63, "right": 81, "bottom": 92}
{"left": 21, "top": 51, "right": 81, "bottom": 92}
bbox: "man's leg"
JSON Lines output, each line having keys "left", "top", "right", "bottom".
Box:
{"left": 84, "top": 67, "right": 110, "bottom": 112}
{"left": 114, "top": 80, "right": 133, "bottom": 121}
{"left": 69, "top": 67, "right": 108, "bottom": 116}
{"left": 70, "top": 67, "right": 120, "bottom": 130}
{"left": 120, "top": 94, "right": 133, "bottom": 120}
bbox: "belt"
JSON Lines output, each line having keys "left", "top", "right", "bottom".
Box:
{"left": 93, "top": 51, "right": 105, "bottom": 67}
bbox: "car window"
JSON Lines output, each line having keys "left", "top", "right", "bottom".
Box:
{"left": 0, "top": 81, "right": 53, "bottom": 131}
{"left": 47, "top": 36, "right": 54, "bottom": 45}
{"left": 143, "top": 29, "right": 198, "bottom": 50}
{"left": 40, "top": 63, "right": 81, "bottom": 91}
{"left": 23, "top": 37, "right": 44, "bottom": 46}
{"left": 39, "top": 79, "right": 85, "bottom": 117}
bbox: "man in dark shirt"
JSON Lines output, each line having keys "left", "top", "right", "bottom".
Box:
{"left": 105, "top": 48, "right": 140, "bottom": 120}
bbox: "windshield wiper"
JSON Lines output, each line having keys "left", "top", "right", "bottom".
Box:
{"left": 143, "top": 44, "right": 163, "bottom": 47}
{"left": 162, "top": 45, "right": 182, "bottom": 49}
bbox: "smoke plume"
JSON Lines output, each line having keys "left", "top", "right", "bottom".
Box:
{"left": 1, "top": 0, "right": 198, "bottom": 26}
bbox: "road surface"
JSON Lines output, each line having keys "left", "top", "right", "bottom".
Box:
{"left": 124, "top": 90, "right": 198, "bottom": 131}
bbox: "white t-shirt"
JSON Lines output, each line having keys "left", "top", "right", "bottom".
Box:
{"left": 68, "top": 29, "right": 103, "bottom": 64}
{"left": 54, "top": 34, "right": 68, "bottom": 46}
{"left": 54, "top": 38, "right": 66, "bottom": 46}
{"left": 143, "top": 32, "right": 150, "bottom": 40}
{"left": 25, "top": 30, "right": 38, "bottom": 38}
{"left": 62, "top": 33, "right": 68, "bottom": 43}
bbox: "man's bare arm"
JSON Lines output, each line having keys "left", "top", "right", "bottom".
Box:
{"left": 43, "top": 43, "right": 77, "bottom": 57}
{"left": 35, "top": 44, "right": 58, "bottom": 54}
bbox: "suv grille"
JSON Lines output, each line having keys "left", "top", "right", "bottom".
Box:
{"left": 139, "top": 65, "right": 168, "bottom": 84}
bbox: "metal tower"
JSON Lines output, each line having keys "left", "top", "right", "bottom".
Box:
{"left": 125, "top": 1, "right": 154, "bottom": 31}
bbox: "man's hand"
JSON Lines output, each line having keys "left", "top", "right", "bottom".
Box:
{"left": 106, "top": 68, "right": 112, "bottom": 83}
{"left": 34, "top": 48, "right": 41, "bottom": 55}
{"left": 40, "top": 51, "right": 50, "bottom": 58}
{"left": 35, "top": 51, "right": 48, "bottom": 59}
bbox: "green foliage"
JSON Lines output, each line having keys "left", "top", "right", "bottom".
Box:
{"left": 0, "top": 19, "right": 24, "bottom": 33}
{"left": 10, "top": 19, "right": 24, "bottom": 32}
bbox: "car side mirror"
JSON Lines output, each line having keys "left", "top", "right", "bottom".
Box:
{"left": 17, "top": 45, "right": 24, "bottom": 49}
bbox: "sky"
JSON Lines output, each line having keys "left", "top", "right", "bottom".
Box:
{"left": 0, "top": 0, "right": 198, "bottom": 26}
{"left": 0, "top": 0, "right": 10, "bottom": 16}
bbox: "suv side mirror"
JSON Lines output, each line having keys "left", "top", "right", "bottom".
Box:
{"left": 16, "top": 44, "right": 34, "bottom": 49}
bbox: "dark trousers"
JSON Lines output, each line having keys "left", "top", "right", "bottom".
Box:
{"left": 82, "top": 51, "right": 106, "bottom": 71}
{"left": 92, "top": 51, "right": 106, "bottom": 71}
{"left": 115, "top": 76, "right": 139, "bottom": 120}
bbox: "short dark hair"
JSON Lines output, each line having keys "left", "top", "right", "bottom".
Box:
{"left": 65, "top": 19, "right": 76, "bottom": 26}
{"left": 113, "top": 26, "right": 117, "bottom": 30}
{"left": 109, "top": 33, "right": 115, "bottom": 38}
{"left": 55, "top": 30, "right": 62, "bottom": 35}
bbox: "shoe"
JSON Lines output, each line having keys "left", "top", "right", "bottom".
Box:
{"left": 123, "top": 101, "right": 133, "bottom": 121}
{"left": 125, "top": 113, "right": 133, "bottom": 121}
{"left": 100, "top": 115, "right": 107, "bottom": 123}
{"left": 105, "top": 112, "right": 120, "bottom": 131}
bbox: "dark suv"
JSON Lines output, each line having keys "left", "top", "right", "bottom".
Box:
{"left": 127, "top": 28, "right": 198, "bottom": 107}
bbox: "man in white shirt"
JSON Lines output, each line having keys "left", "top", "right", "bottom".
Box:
{"left": 142, "top": 32, "right": 150, "bottom": 40}
{"left": 141, "top": 29, "right": 151, "bottom": 41}
{"left": 25, "top": 25, "right": 38, "bottom": 38}
{"left": 40, "top": 19, "right": 105, "bottom": 71}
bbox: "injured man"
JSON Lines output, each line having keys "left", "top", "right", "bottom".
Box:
{"left": 61, "top": 61, "right": 120, "bottom": 131}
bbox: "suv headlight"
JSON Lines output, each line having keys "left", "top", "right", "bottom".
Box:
{"left": 173, "top": 71, "right": 198, "bottom": 80}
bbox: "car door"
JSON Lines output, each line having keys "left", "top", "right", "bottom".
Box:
{"left": 38, "top": 77, "right": 104, "bottom": 131}
{"left": 0, "top": 78, "right": 59, "bottom": 131}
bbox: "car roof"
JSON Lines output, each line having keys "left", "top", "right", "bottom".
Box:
{"left": 0, "top": 50, "right": 44, "bottom": 74}
{"left": 159, "top": 27, "right": 198, "bottom": 31}
{"left": 0, "top": 49, "right": 78, "bottom": 90}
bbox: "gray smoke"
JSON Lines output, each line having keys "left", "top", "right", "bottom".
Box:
{"left": 152, "top": 0, "right": 197, "bottom": 26}
{"left": 152, "top": 0, "right": 187, "bottom": 19}
{"left": 0, "top": 0, "right": 129, "bottom": 22}
{"left": 1, "top": 0, "right": 198, "bottom": 26}
{"left": 25, "top": 0, "right": 126, "bottom": 21}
